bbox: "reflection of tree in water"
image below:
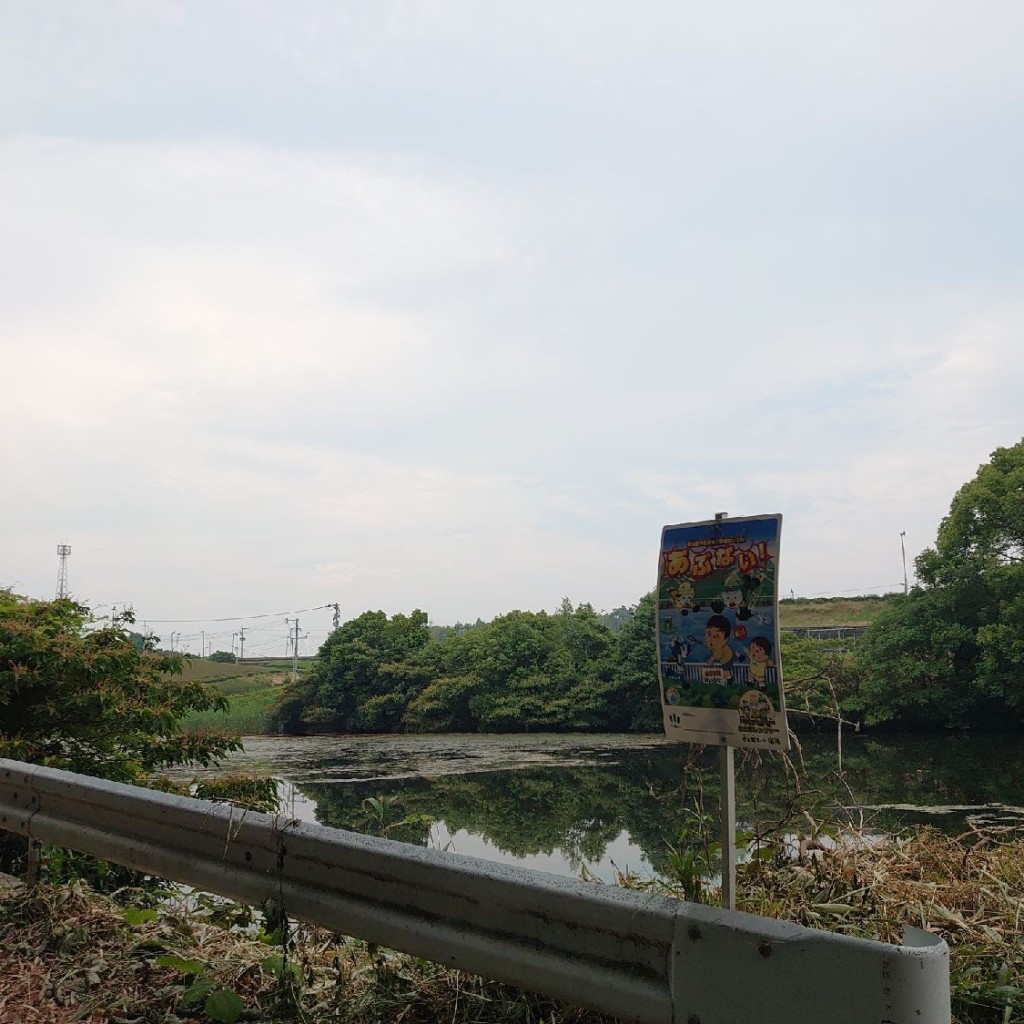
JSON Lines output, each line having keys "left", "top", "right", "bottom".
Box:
{"left": 794, "top": 733, "right": 1024, "bottom": 809}
{"left": 738, "top": 732, "right": 1024, "bottom": 836}
{"left": 302, "top": 753, "right": 700, "bottom": 875}
{"left": 299, "top": 734, "right": 1024, "bottom": 878}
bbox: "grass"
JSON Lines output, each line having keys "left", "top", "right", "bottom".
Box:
{"left": 615, "top": 824, "right": 1024, "bottom": 1023}
{"left": 778, "top": 595, "right": 897, "bottom": 627}
{"left": 2, "top": 822, "right": 1020, "bottom": 1023}
{"left": 209, "top": 673, "right": 282, "bottom": 697}
{"left": 179, "top": 685, "right": 280, "bottom": 736}
{"left": 172, "top": 660, "right": 311, "bottom": 736}
{"left": 173, "top": 659, "right": 284, "bottom": 685}
{"left": 740, "top": 827, "right": 1024, "bottom": 1020}
{"left": 0, "top": 881, "right": 625, "bottom": 1024}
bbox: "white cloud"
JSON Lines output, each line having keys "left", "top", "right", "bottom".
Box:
{"left": 2, "top": 6, "right": 1023, "bottom": 630}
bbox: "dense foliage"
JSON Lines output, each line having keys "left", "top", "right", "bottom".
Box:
{"left": 0, "top": 591, "right": 240, "bottom": 782}
{"left": 272, "top": 599, "right": 662, "bottom": 735}
{"left": 850, "top": 438, "right": 1024, "bottom": 728}
{"left": 265, "top": 439, "right": 1024, "bottom": 736}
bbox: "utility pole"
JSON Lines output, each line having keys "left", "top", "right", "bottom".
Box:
{"left": 231, "top": 632, "right": 239, "bottom": 658}
{"left": 201, "top": 630, "right": 206, "bottom": 658}
{"left": 55, "top": 543, "right": 71, "bottom": 599}
{"left": 900, "top": 531, "right": 909, "bottom": 595}
{"left": 239, "top": 627, "right": 246, "bottom": 662}
{"left": 286, "top": 618, "right": 300, "bottom": 680}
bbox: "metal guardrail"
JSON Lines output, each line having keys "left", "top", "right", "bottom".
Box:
{"left": 780, "top": 626, "right": 868, "bottom": 639}
{"left": 0, "top": 758, "right": 950, "bottom": 1023}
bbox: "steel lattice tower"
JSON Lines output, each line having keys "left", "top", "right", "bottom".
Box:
{"left": 55, "top": 544, "right": 71, "bottom": 598}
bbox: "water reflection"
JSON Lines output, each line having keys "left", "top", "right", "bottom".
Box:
{"left": 189, "top": 732, "right": 1024, "bottom": 882}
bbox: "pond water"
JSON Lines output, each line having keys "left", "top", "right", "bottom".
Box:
{"left": 182, "top": 732, "right": 1024, "bottom": 883}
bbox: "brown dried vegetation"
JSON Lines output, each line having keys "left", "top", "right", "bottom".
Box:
{"left": 1, "top": 825, "right": 1021, "bottom": 1022}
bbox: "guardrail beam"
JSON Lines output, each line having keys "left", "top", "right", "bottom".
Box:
{"left": 0, "top": 759, "right": 950, "bottom": 1024}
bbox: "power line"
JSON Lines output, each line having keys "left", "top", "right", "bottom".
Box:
{"left": 795, "top": 583, "right": 904, "bottom": 597}
{"left": 142, "top": 604, "right": 334, "bottom": 624}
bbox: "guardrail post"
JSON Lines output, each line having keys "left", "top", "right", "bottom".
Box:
{"left": 25, "top": 838, "right": 43, "bottom": 887}
{"left": 671, "top": 909, "right": 950, "bottom": 1024}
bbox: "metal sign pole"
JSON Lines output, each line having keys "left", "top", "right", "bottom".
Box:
{"left": 719, "top": 743, "right": 736, "bottom": 910}
{"left": 713, "top": 511, "right": 737, "bottom": 911}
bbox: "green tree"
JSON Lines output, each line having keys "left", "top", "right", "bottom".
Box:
{"left": 403, "top": 674, "right": 483, "bottom": 732}
{"left": 0, "top": 592, "right": 239, "bottom": 783}
{"left": 852, "top": 439, "right": 1024, "bottom": 727}
{"left": 273, "top": 609, "right": 433, "bottom": 733}
{"left": 457, "top": 605, "right": 622, "bottom": 732}
{"left": 611, "top": 593, "right": 662, "bottom": 731}
{"left": 274, "top": 597, "right": 664, "bottom": 735}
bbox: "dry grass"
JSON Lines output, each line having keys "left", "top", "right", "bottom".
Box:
{"left": 171, "top": 660, "right": 281, "bottom": 689}
{"left": 2, "top": 826, "right": 1021, "bottom": 1023}
{"left": 778, "top": 597, "right": 894, "bottom": 627}
{"left": 620, "top": 822, "right": 1024, "bottom": 1023}
{"left": 0, "top": 880, "right": 624, "bottom": 1024}
{"left": 737, "top": 826, "right": 1024, "bottom": 1022}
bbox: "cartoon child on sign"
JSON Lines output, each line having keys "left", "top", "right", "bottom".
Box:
{"left": 704, "top": 614, "right": 736, "bottom": 679}
{"left": 668, "top": 581, "right": 701, "bottom": 615}
{"left": 747, "top": 636, "right": 774, "bottom": 691}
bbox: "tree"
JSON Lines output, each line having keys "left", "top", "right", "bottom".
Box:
{"left": 208, "top": 650, "right": 237, "bottom": 663}
{"left": 932, "top": 441, "right": 1024, "bottom": 566}
{"left": 612, "top": 592, "right": 662, "bottom": 731}
{"left": 852, "top": 439, "right": 1024, "bottom": 727}
{"left": 403, "top": 674, "right": 483, "bottom": 732}
{"left": 273, "top": 598, "right": 666, "bottom": 736}
{"left": 0, "top": 591, "right": 240, "bottom": 782}
{"left": 273, "top": 609, "right": 432, "bottom": 733}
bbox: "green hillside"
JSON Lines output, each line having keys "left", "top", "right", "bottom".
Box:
{"left": 778, "top": 594, "right": 898, "bottom": 628}
{"left": 173, "top": 658, "right": 280, "bottom": 687}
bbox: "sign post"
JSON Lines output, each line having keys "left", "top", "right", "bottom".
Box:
{"left": 714, "top": 513, "right": 737, "bottom": 910}
{"left": 719, "top": 743, "right": 736, "bottom": 909}
{"left": 656, "top": 512, "right": 788, "bottom": 911}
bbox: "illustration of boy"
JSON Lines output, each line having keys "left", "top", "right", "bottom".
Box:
{"left": 748, "top": 636, "right": 774, "bottom": 690}
{"left": 704, "top": 615, "right": 735, "bottom": 667}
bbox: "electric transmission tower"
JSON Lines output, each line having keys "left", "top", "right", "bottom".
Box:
{"left": 55, "top": 544, "right": 71, "bottom": 599}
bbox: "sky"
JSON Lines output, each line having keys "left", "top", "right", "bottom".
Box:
{"left": 2, "top": 2, "right": 1022, "bottom": 655}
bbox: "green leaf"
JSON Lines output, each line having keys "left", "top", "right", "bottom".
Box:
{"left": 122, "top": 907, "right": 158, "bottom": 926}
{"left": 181, "top": 976, "right": 216, "bottom": 1008}
{"left": 262, "top": 953, "right": 285, "bottom": 975}
{"left": 133, "top": 939, "right": 167, "bottom": 953}
{"left": 263, "top": 954, "right": 302, "bottom": 984}
{"left": 205, "top": 987, "right": 244, "bottom": 1024}
{"left": 155, "top": 954, "right": 206, "bottom": 976}
{"left": 811, "top": 903, "right": 853, "bottom": 917}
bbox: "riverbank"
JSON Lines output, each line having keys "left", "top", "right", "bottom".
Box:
{"left": 1, "top": 824, "right": 1019, "bottom": 1023}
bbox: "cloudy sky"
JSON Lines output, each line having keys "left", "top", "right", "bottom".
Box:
{"left": 2, "top": 2, "right": 1022, "bottom": 654}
